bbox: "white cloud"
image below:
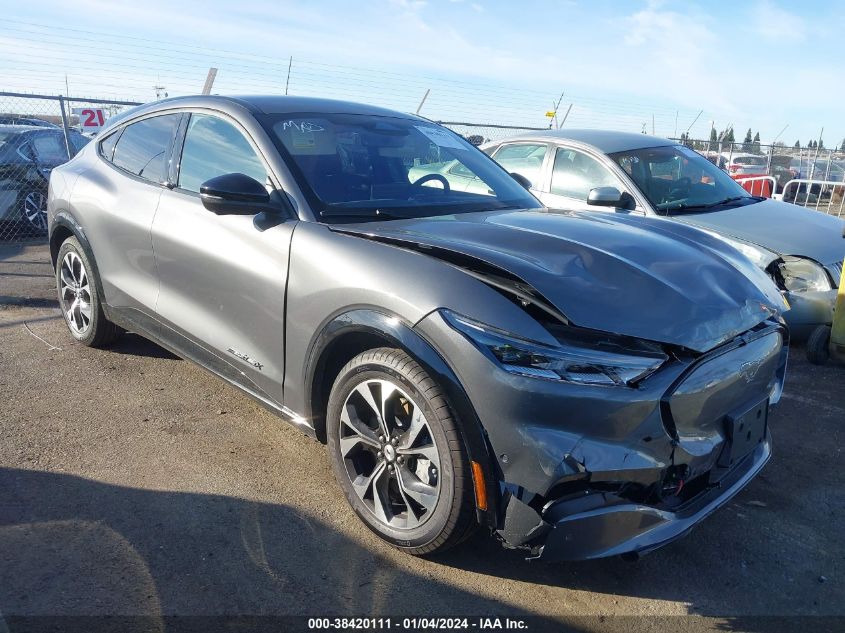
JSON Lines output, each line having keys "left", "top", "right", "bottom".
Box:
{"left": 750, "top": 0, "right": 806, "bottom": 41}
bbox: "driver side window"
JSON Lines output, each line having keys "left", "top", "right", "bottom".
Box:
{"left": 178, "top": 114, "right": 268, "bottom": 194}
{"left": 550, "top": 148, "right": 621, "bottom": 199}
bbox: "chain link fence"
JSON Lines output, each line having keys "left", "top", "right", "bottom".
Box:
{"left": 438, "top": 122, "right": 548, "bottom": 146}
{"left": 672, "top": 137, "right": 845, "bottom": 215}
{"left": 0, "top": 92, "right": 141, "bottom": 244}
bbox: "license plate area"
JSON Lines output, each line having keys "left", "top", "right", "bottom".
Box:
{"left": 718, "top": 399, "right": 768, "bottom": 468}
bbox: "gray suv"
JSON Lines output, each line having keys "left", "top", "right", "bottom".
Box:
{"left": 48, "top": 95, "right": 788, "bottom": 561}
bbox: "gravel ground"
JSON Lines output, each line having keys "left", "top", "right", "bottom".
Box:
{"left": 0, "top": 244, "right": 843, "bottom": 632}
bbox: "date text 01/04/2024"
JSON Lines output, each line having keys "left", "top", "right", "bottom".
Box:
{"left": 307, "top": 617, "right": 529, "bottom": 630}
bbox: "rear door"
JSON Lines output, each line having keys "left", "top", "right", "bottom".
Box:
{"left": 151, "top": 111, "right": 295, "bottom": 405}
{"left": 79, "top": 113, "right": 182, "bottom": 330}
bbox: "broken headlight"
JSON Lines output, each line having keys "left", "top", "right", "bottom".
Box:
{"left": 442, "top": 311, "right": 666, "bottom": 387}
{"left": 778, "top": 256, "right": 832, "bottom": 292}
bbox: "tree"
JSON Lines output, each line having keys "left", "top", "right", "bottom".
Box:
{"left": 818, "top": 138, "right": 825, "bottom": 150}
{"left": 709, "top": 127, "right": 718, "bottom": 145}
{"left": 752, "top": 131, "right": 761, "bottom": 154}
{"left": 794, "top": 140, "right": 801, "bottom": 149}
{"left": 841, "top": 138, "right": 845, "bottom": 152}
{"left": 741, "top": 128, "right": 753, "bottom": 152}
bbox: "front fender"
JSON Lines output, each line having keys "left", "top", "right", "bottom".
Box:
{"left": 303, "top": 308, "right": 498, "bottom": 527}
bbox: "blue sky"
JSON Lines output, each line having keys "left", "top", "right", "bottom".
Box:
{"left": 2, "top": 0, "right": 843, "bottom": 145}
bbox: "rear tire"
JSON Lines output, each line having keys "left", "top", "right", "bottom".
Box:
{"left": 806, "top": 325, "right": 831, "bottom": 365}
{"left": 56, "top": 236, "right": 122, "bottom": 347}
{"left": 326, "top": 347, "right": 477, "bottom": 555}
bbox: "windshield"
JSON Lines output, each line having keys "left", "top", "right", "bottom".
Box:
{"left": 609, "top": 145, "right": 753, "bottom": 213}
{"left": 262, "top": 113, "right": 540, "bottom": 222}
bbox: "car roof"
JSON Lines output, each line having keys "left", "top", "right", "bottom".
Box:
{"left": 0, "top": 124, "right": 40, "bottom": 134}
{"left": 112, "top": 94, "right": 423, "bottom": 125}
{"left": 493, "top": 129, "right": 676, "bottom": 154}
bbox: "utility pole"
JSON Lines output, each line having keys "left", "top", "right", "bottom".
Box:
{"left": 202, "top": 68, "right": 218, "bottom": 95}
{"left": 285, "top": 56, "right": 293, "bottom": 95}
{"left": 558, "top": 103, "right": 573, "bottom": 129}
{"left": 415, "top": 89, "right": 430, "bottom": 115}
{"left": 551, "top": 91, "right": 565, "bottom": 129}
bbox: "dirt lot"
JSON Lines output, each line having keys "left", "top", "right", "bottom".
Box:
{"left": 1, "top": 243, "right": 843, "bottom": 632}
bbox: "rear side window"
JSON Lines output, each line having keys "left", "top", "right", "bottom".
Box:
{"left": 177, "top": 113, "right": 267, "bottom": 193}
{"left": 112, "top": 114, "right": 180, "bottom": 183}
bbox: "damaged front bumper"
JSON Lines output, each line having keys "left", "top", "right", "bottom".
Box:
{"left": 533, "top": 437, "right": 770, "bottom": 560}
{"left": 416, "top": 311, "right": 788, "bottom": 562}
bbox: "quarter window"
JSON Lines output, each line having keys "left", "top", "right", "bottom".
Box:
{"left": 178, "top": 114, "right": 268, "bottom": 193}
{"left": 112, "top": 114, "right": 180, "bottom": 184}
{"left": 98, "top": 130, "right": 121, "bottom": 162}
{"left": 551, "top": 148, "right": 621, "bottom": 199}
{"left": 492, "top": 143, "right": 547, "bottom": 188}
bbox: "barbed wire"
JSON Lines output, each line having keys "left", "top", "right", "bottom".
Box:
{"left": 0, "top": 20, "right": 733, "bottom": 137}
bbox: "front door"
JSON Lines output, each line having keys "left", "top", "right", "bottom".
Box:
{"left": 151, "top": 112, "right": 295, "bottom": 405}
{"left": 538, "top": 146, "right": 630, "bottom": 212}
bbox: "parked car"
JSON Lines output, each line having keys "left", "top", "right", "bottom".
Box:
{"left": 0, "top": 116, "right": 59, "bottom": 128}
{"left": 784, "top": 158, "right": 845, "bottom": 200}
{"left": 721, "top": 152, "right": 768, "bottom": 176}
{"left": 0, "top": 125, "right": 88, "bottom": 234}
{"left": 48, "top": 96, "right": 788, "bottom": 561}
{"left": 485, "top": 130, "right": 844, "bottom": 339}
{"left": 788, "top": 158, "right": 845, "bottom": 182}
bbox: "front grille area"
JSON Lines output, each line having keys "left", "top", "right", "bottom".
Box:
{"left": 666, "top": 329, "right": 783, "bottom": 449}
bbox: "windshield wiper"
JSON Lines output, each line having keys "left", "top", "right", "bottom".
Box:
{"left": 320, "top": 208, "right": 411, "bottom": 219}
{"left": 320, "top": 201, "right": 526, "bottom": 220}
{"left": 661, "top": 196, "right": 751, "bottom": 214}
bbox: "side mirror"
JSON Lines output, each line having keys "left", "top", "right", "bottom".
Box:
{"left": 200, "top": 173, "right": 271, "bottom": 215}
{"left": 510, "top": 172, "right": 532, "bottom": 190}
{"left": 587, "top": 186, "right": 636, "bottom": 210}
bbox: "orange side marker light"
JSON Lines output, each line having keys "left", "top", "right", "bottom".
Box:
{"left": 471, "top": 461, "right": 488, "bottom": 511}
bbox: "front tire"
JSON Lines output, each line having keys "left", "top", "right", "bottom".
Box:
{"left": 56, "top": 237, "right": 122, "bottom": 347}
{"left": 806, "top": 325, "right": 831, "bottom": 365}
{"left": 326, "top": 348, "right": 477, "bottom": 555}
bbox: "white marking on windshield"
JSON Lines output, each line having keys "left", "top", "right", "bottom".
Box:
{"left": 281, "top": 120, "right": 325, "bottom": 132}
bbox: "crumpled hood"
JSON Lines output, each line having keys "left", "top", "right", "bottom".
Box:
{"left": 333, "top": 208, "right": 786, "bottom": 353}
{"left": 674, "top": 198, "right": 845, "bottom": 266}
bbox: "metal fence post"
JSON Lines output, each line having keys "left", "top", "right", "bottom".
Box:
{"left": 58, "top": 95, "right": 73, "bottom": 158}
